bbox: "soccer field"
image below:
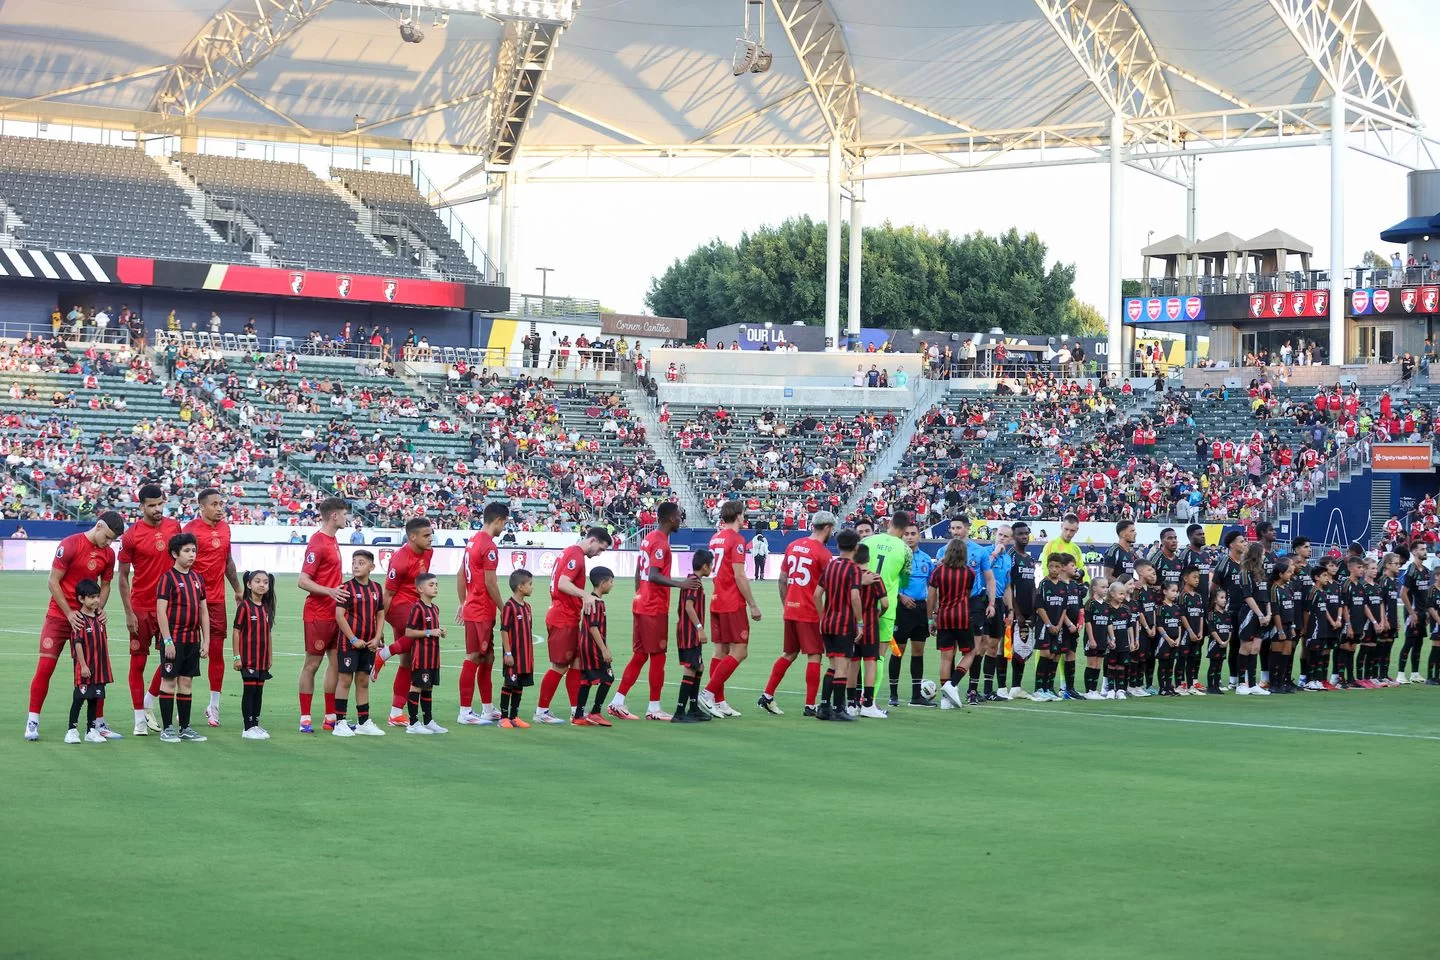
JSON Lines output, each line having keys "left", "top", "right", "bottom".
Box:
{"left": 2, "top": 570, "right": 1438, "bottom": 960}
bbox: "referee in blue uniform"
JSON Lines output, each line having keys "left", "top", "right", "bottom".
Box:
{"left": 891, "top": 520, "right": 937, "bottom": 707}
{"left": 970, "top": 525, "right": 1015, "bottom": 703}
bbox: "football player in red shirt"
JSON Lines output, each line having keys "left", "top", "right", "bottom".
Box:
{"left": 533, "top": 527, "right": 613, "bottom": 725}
{"left": 609, "top": 502, "right": 700, "bottom": 721}
{"left": 370, "top": 517, "right": 435, "bottom": 726}
{"left": 25, "top": 512, "right": 123, "bottom": 742}
{"left": 759, "top": 510, "right": 835, "bottom": 715}
{"left": 119, "top": 483, "right": 183, "bottom": 736}
{"left": 456, "top": 502, "right": 509, "bottom": 725}
{"left": 698, "top": 500, "right": 763, "bottom": 718}
{"left": 184, "top": 488, "right": 240, "bottom": 728}
{"left": 296, "top": 497, "right": 351, "bottom": 734}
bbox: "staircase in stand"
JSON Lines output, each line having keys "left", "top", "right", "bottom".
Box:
{"left": 626, "top": 387, "right": 706, "bottom": 520}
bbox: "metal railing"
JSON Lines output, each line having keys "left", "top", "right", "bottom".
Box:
{"left": 1264, "top": 436, "right": 1373, "bottom": 524}
{"left": 409, "top": 165, "right": 503, "bottom": 285}
{"left": 504, "top": 292, "right": 603, "bottom": 322}
{"left": 1126, "top": 271, "right": 1342, "bottom": 298}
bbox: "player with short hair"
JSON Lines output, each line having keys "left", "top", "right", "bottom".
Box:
{"left": 233, "top": 569, "right": 275, "bottom": 739}
{"left": 698, "top": 501, "right": 763, "bottom": 719}
{"left": 1374, "top": 553, "right": 1402, "bottom": 685}
{"left": 119, "top": 484, "right": 182, "bottom": 736}
{"left": 401, "top": 572, "right": 446, "bottom": 734}
{"left": 611, "top": 502, "right": 700, "bottom": 721}
{"left": 156, "top": 532, "right": 209, "bottom": 742}
{"left": 1211, "top": 529, "right": 1248, "bottom": 689}
{"left": 928, "top": 536, "right": 977, "bottom": 710}
{"left": 1398, "top": 541, "right": 1434, "bottom": 684}
{"left": 457, "top": 502, "right": 509, "bottom": 726}
{"left": 333, "top": 550, "right": 386, "bottom": 737}
{"left": 573, "top": 567, "right": 616, "bottom": 726}
{"left": 1032, "top": 553, "right": 1068, "bottom": 701}
{"left": 890, "top": 521, "right": 936, "bottom": 707}
{"left": 534, "top": 527, "right": 613, "bottom": 725}
{"left": 1102, "top": 520, "right": 1138, "bottom": 582}
{"left": 759, "top": 511, "right": 836, "bottom": 717}
{"left": 1003, "top": 522, "right": 1037, "bottom": 699}
{"left": 848, "top": 543, "right": 890, "bottom": 717}
{"left": 1177, "top": 566, "right": 1207, "bottom": 694}
{"left": 971, "top": 524, "right": 1012, "bottom": 703}
{"left": 672, "top": 549, "right": 713, "bottom": 723}
{"left": 25, "top": 511, "right": 122, "bottom": 742}
{"left": 1037, "top": 513, "right": 1086, "bottom": 582}
{"left": 499, "top": 570, "right": 536, "bottom": 728}
{"left": 372, "top": 517, "right": 435, "bottom": 727}
{"left": 1302, "top": 564, "right": 1342, "bottom": 690}
{"left": 297, "top": 497, "right": 351, "bottom": 733}
{"left": 1151, "top": 527, "right": 1186, "bottom": 590}
{"left": 815, "top": 528, "right": 864, "bottom": 721}
{"left": 185, "top": 487, "right": 240, "bottom": 728}
{"left": 65, "top": 580, "right": 112, "bottom": 744}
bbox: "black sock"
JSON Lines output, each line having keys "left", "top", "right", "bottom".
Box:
{"left": 420, "top": 691, "right": 433, "bottom": 724}
{"left": 357, "top": 700, "right": 369, "bottom": 723}
{"left": 832, "top": 676, "right": 848, "bottom": 709}
{"left": 407, "top": 690, "right": 420, "bottom": 723}
{"left": 69, "top": 689, "right": 83, "bottom": 729}
{"left": 592, "top": 681, "right": 611, "bottom": 712}
{"left": 241, "top": 685, "right": 254, "bottom": 729}
{"left": 1269, "top": 650, "right": 1286, "bottom": 686}
{"left": 87, "top": 699, "right": 98, "bottom": 730}
{"left": 1062, "top": 659, "right": 1076, "bottom": 693}
{"left": 677, "top": 675, "right": 694, "bottom": 712}
{"left": 176, "top": 693, "right": 192, "bottom": 729}
{"left": 1084, "top": 666, "right": 1099, "bottom": 692}
{"left": 1143, "top": 657, "right": 1156, "bottom": 687}
{"left": 968, "top": 660, "right": 980, "bottom": 692}
{"left": 335, "top": 697, "right": 348, "bottom": 723}
{"left": 888, "top": 654, "right": 902, "bottom": 699}
{"left": 253, "top": 683, "right": 264, "bottom": 725}
{"left": 1011, "top": 657, "right": 1026, "bottom": 690}
{"left": 499, "top": 690, "right": 512, "bottom": 718}
{"left": 574, "top": 682, "right": 591, "bottom": 719}
{"left": 820, "top": 669, "right": 834, "bottom": 706}
{"left": 980, "top": 655, "right": 994, "bottom": 695}
{"left": 160, "top": 692, "right": 174, "bottom": 729}
{"left": 1207, "top": 657, "right": 1222, "bottom": 689}
{"left": 911, "top": 654, "right": 925, "bottom": 698}
{"left": 863, "top": 684, "right": 875, "bottom": 708}
{"left": 1429, "top": 647, "right": 1440, "bottom": 679}
{"left": 509, "top": 689, "right": 523, "bottom": 719}
{"left": 1228, "top": 645, "right": 1240, "bottom": 681}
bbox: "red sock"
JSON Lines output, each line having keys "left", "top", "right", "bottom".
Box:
{"left": 28, "top": 656, "right": 58, "bottom": 714}
{"left": 324, "top": 692, "right": 336, "bottom": 718}
{"left": 537, "top": 668, "right": 562, "bottom": 708}
{"left": 392, "top": 667, "right": 411, "bottom": 710}
{"left": 148, "top": 666, "right": 163, "bottom": 698}
{"left": 96, "top": 699, "right": 104, "bottom": 719}
{"left": 805, "top": 661, "right": 822, "bottom": 704}
{"left": 208, "top": 655, "right": 225, "bottom": 694}
{"left": 705, "top": 655, "right": 739, "bottom": 698}
{"left": 299, "top": 692, "right": 313, "bottom": 718}
{"left": 565, "top": 668, "right": 582, "bottom": 707}
{"left": 128, "top": 653, "right": 148, "bottom": 709}
{"left": 477, "top": 660, "right": 493, "bottom": 704}
{"left": 617, "top": 651, "right": 646, "bottom": 696}
{"left": 647, "top": 652, "right": 666, "bottom": 701}
{"left": 459, "top": 660, "right": 477, "bottom": 709}
{"left": 765, "top": 656, "right": 792, "bottom": 697}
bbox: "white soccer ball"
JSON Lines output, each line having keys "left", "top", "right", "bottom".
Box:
{"left": 919, "top": 678, "right": 937, "bottom": 700}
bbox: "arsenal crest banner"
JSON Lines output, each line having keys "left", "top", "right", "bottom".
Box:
{"left": 1122, "top": 296, "right": 1205, "bottom": 324}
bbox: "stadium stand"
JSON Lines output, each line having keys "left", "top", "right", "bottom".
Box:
{"left": 0, "top": 136, "right": 247, "bottom": 263}
{"left": 174, "top": 154, "right": 427, "bottom": 277}
{"left": 329, "top": 168, "right": 483, "bottom": 282}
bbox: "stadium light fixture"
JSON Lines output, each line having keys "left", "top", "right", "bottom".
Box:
{"left": 360, "top": 0, "right": 576, "bottom": 23}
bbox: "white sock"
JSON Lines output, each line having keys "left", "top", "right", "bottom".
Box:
{"left": 209, "top": 691, "right": 221, "bottom": 709}
{"left": 389, "top": 706, "right": 404, "bottom": 718}
{"left": 647, "top": 701, "right": 661, "bottom": 714}
{"left": 135, "top": 708, "right": 146, "bottom": 723}
{"left": 1260, "top": 671, "right": 1269, "bottom": 683}
{"left": 1228, "top": 676, "right": 1236, "bottom": 685}
{"left": 27, "top": 711, "right": 40, "bottom": 724}
{"left": 377, "top": 646, "right": 392, "bottom": 662}
{"left": 609, "top": 693, "right": 625, "bottom": 707}
{"left": 480, "top": 702, "right": 493, "bottom": 714}
{"left": 143, "top": 692, "right": 155, "bottom": 709}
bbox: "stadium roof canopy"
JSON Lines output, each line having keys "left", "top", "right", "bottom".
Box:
{"left": 0, "top": 0, "right": 1434, "bottom": 193}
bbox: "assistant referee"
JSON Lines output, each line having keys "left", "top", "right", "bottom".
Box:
{"left": 1037, "top": 513, "right": 1088, "bottom": 582}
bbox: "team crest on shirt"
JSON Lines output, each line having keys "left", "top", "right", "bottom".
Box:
{"left": 211, "top": 536, "right": 221, "bottom": 549}
{"left": 86, "top": 558, "right": 99, "bottom": 571}
{"left": 154, "top": 537, "right": 166, "bottom": 551}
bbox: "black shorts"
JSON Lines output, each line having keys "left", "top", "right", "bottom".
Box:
{"left": 1104, "top": 650, "right": 1129, "bottom": 668}
{"left": 581, "top": 666, "right": 615, "bottom": 684}
{"left": 1133, "top": 633, "right": 1154, "bottom": 660}
{"left": 986, "top": 599, "right": 1008, "bottom": 639}
{"left": 161, "top": 642, "right": 202, "bottom": 679}
{"left": 337, "top": 646, "right": 376, "bottom": 675}
{"left": 854, "top": 641, "right": 880, "bottom": 661}
{"left": 1036, "top": 628, "right": 1062, "bottom": 652}
{"left": 1154, "top": 640, "right": 1179, "bottom": 659}
{"left": 503, "top": 671, "right": 534, "bottom": 689}
{"left": 239, "top": 667, "right": 272, "bottom": 682}
{"left": 676, "top": 644, "right": 703, "bottom": 671}
{"left": 968, "top": 596, "right": 995, "bottom": 636}
{"left": 411, "top": 667, "right": 441, "bottom": 689}
{"left": 823, "top": 632, "right": 856, "bottom": 658}
{"left": 935, "top": 627, "right": 973, "bottom": 653}
{"left": 74, "top": 682, "right": 106, "bottom": 701}
{"left": 894, "top": 602, "right": 929, "bottom": 643}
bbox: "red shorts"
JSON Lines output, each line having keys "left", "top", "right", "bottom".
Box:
{"left": 304, "top": 619, "right": 340, "bottom": 655}
{"left": 632, "top": 613, "right": 669, "bottom": 655}
{"left": 40, "top": 615, "right": 72, "bottom": 656}
{"left": 783, "top": 619, "right": 823, "bottom": 656}
{"left": 547, "top": 626, "right": 579, "bottom": 666}
{"left": 465, "top": 619, "right": 495, "bottom": 656}
{"left": 711, "top": 609, "right": 750, "bottom": 646}
{"left": 207, "top": 601, "right": 227, "bottom": 647}
{"left": 128, "top": 609, "right": 161, "bottom": 655}
{"left": 386, "top": 602, "right": 415, "bottom": 644}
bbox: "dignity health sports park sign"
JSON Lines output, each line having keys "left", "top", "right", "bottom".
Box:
{"left": 1123, "top": 296, "right": 1206, "bottom": 324}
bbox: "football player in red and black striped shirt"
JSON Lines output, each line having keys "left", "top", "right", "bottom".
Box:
{"left": 816, "top": 529, "right": 864, "bottom": 721}
{"left": 573, "top": 567, "right": 616, "bottom": 726}
{"left": 66, "top": 580, "right": 112, "bottom": 743}
{"left": 499, "top": 570, "right": 536, "bottom": 728}
{"left": 672, "top": 550, "right": 712, "bottom": 723}
{"left": 333, "top": 550, "right": 387, "bottom": 737}
{"left": 232, "top": 570, "right": 275, "bottom": 738}
{"left": 847, "top": 543, "right": 890, "bottom": 716}
{"left": 927, "top": 537, "right": 976, "bottom": 709}
{"left": 402, "top": 573, "right": 446, "bottom": 734}
{"left": 156, "top": 533, "right": 209, "bottom": 741}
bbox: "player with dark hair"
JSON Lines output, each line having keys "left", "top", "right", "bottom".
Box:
{"left": 699, "top": 501, "right": 763, "bottom": 719}
{"left": 65, "top": 579, "right": 112, "bottom": 744}
{"left": 186, "top": 488, "right": 240, "bottom": 729}
{"left": 1102, "top": 520, "right": 1138, "bottom": 583}
{"left": 1003, "top": 522, "right": 1037, "bottom": 699}
{"left": 849, "top": 543, "right": 890, "bottom": 717}
{"left": 156, "top": 532, "right": 209, "bottom": 741}
{"left": 860, "top": 511, "right": 913, "bottom": 707}
{"left": 1181, "top": 523, "right": 1219, "bottom": 613}
{"left": 499, "top": 570, "right": 536, "bottom": 728}
{"left": 612, "top": 501, "right": 699, "bottom": 721}
{"left": 233, "top": 570, "right": 275, "bottom": 739}
{"left": 457, "top": 502, "right": 509, "bottom": 725}
{"left": 374, "top": 516, "right": 434, "bottom": 727}
{"left": 401, "top": 572, "right": 446, "bottom": 734}
{"left": 120, "top": 484, "right": 182, "bottom": 737}
{"left": 928, "top": 536, "right": 977, "bottom": 709}
{"left": 816, "top": 528, "right": 864, "bottom": 721}
{"left": 1399, "top": 541, "right": 1436, "bottom": 683}
{"left": 25, "top": 511, "right": 122, "bottom": 742}
{"left": 534, "top": 527, "right": 612, "bottom": 725}
{"left": 673, "top": 549, "right": 713, "bottom": 722}
{"left": 890, "top": 520, "right": 936, "bottom": 707}
{"left": 761, "top": 511, "right": 836, "bottom": 717}
{"left": 1211, "top": 529, "right": 1248, "bottom": 689}
{"left": 333, "top": 551, "right": 386, "bottom": 737}
{"left": 296, "top": 497, "right": 350, "bottom": 733}
{"left": 574, "top": 567, "right": 616, "bottom": 726}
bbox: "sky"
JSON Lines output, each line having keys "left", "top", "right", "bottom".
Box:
{"left": 420, "top": 0, "right": 1440, "bottom": 315}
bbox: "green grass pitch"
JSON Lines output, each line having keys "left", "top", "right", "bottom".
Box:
{"left": 2, "top": 570, "right": 1438, "bottom": 959}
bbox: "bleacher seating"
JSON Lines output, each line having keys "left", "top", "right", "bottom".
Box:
{"left": 330, "top": 168, "right": 483, "bottom": 282}
{"left": 0, "top": 136, "right": 246, "bottom": 263}
{"left": 175, "top": 154, "right": 422, "bottom": 277}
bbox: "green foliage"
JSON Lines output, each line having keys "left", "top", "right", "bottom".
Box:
{"left": 1065, "top": 299, "right": 1108, "bottom": 337}
{"left": 645, "top": 217, "right": 1079, "bottom": 338}
{"left": 1121, "top": 279, "right": 1143, "bottom": 298}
